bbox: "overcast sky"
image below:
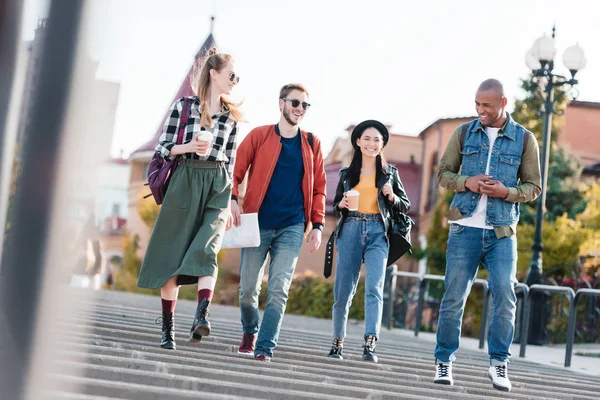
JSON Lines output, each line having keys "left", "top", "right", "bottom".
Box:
{"left": 20, "top": 0, "right": 600, "bottom": 158}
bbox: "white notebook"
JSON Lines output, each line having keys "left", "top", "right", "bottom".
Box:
{"left": 221, "top": 213, "right": 261, "bottom": 249}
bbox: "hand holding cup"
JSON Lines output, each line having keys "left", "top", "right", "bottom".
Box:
{"left": 195, "top": 131, "right": 213, "bottom": 156}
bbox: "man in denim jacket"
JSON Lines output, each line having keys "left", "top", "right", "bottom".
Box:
{"left": 433, "top": 79, "right": 541, "bottom": 392}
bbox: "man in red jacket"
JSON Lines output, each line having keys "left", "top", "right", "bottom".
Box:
{"left": 231, "top": 83, "right": 326, "bottom": 361}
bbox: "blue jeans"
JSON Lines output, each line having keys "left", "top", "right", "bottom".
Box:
{"left": 435, "top": 224, "right": 518, "bottom": 363}
{"left": 332, "top": 212, "right": 389, "bottom": 339}
{"left": 238, "top": 223, "right": 304, "bottom": 357}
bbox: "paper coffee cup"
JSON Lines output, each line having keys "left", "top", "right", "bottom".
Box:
{"left": 346, "top": 189, "right": 360, "bottom": 211}
{"left": 196, "top": 132, "right": 213, "bottom": 156}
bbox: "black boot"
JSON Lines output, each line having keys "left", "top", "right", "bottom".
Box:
{"left": 362, "top": 335, "right": 378, "bottom": 363}
{"left": 156, "top": 312, "right": 176, "bottom": 350}
{"left": 328, "top": 338, "right": 344, "bottom": 359}
{"left": 189, "top": 298, "right": 211, "bottom": 342}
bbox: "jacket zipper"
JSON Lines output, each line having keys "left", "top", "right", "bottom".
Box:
{"left": 255, "top": 141, "right": 281, "bottom": 211}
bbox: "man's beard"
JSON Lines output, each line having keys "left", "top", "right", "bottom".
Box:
{"left": 283, "top": 106, "right": 299, "bottom": 126}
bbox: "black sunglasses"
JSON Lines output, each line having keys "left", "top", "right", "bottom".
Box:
{"left": 281, "top": 98, "right": 311, "bottom": 110}
{"left": 229, "top": 72, "right": 240, "bottom": 83}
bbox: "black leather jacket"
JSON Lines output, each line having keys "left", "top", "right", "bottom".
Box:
{"left": 332, "top": 164, "right": 410, "bottom": 238}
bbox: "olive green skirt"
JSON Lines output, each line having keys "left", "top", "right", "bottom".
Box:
{"left": 137, "top": 160, "right": 230, "bottom": 289}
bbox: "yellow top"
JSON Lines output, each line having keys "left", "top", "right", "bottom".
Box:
{"left": 353, "top": 173, "right": 380, "bottom": 214}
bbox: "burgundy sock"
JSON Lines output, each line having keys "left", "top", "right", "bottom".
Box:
{"left": 197, "top": 288, "right": 213, "bottom": 302}
{"left": 161, "top": 298, "right": 176, "bottom": 314}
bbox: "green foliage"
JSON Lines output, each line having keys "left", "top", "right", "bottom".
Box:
{"left": 577, "top": 183, "right": 600, "bottom": 271}
{"left": 512, "top": 78, "right": 566, "bottom": 144}
{"left": 138, "top": 194, "right": 161, "bottom": 228}
{"left": 112, "top": 233, "right": 159, "bottom": 296}
{"left": 516, "top": 214, "right": 590, "bottom": 281}
{"left": 423, "top": 191, "right": 453, "bottom": 275}
{"left": 512, "top": 78, "right": 586, "bottom": 224}
{"left": 285, "top": 275, "right": 365, "bottom": 320}
{"left": 577, "top": 183, "right": 600, "bottom": 230}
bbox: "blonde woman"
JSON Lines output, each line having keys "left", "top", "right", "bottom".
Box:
{"left": 137, "top": 48, "right": 242, "bottom": 350}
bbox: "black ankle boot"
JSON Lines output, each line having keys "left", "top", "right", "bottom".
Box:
{"left": 189, "top": 298, "right": 211, "bottom": 342}
{"left": 362, "top": 335, "right": 378, "bottom": 363}
{"left": 328, "top": 338, "right": 344, "bottom": 359}
{"left": 157, "top": 312, "right": 176, "bottom": 350}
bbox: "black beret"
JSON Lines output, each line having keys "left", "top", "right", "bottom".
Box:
{"left": 350, "top": 120, "right": 389, "bottom": 150}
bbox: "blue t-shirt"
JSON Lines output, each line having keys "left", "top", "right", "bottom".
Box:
{"left": 258, "top": 125, "right": 305, "bottom": 229}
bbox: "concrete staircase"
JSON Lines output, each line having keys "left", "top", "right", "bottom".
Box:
{"left": 43, "top": 289, "right": 600, "bottom": 399}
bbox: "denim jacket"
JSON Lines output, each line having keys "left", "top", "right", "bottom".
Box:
{"left": 445, "top": 114, "right": 537, "bottom": 228}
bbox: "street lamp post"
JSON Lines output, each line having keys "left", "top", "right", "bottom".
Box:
{"left": 524, "top": 26, "right": 586, "bottom": 344}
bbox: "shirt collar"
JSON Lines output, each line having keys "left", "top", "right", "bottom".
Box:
{"left": 193, "top": 96, "right": 230, "bottom": 118}
{"left": 473, "top": 112, "right": 516, "bottom": 140}
{"left": 274, "top": 124, "right": 301, "bottom": 138}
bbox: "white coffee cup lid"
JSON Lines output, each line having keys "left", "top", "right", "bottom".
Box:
{"left": 346, "top": 189, "right": 360, "bottom": 196}
{"left": 197, "top": 132, "right": 213, "bottom": 141}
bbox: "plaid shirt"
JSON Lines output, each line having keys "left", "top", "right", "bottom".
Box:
{"left": 156, "top": 96, "right": 238, "bottom": 179}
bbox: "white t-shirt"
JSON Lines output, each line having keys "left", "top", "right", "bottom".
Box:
{"left": 454, "top": 127, "right": 500, "bottom": 230}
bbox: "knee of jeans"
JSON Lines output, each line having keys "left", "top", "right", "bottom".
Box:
{"left": 490, "top": 283, "right": 517, "bottom": 303}
{"left": 266, "top": 293, "right": 287, "bottom": 308}
{"left": 333, "top": 292, "right": 354, "bottom": 308}
{"left": 490, "top": 291, "right": 517, "bottom": 314}
{"left": 365, "top": 285, "right": 383, "bottom": 301}
{"left": 439, "top": 296, "right": 466, "bottom": 317}
{"left": 239, "top": 287, "right": 259, "bottom": 305}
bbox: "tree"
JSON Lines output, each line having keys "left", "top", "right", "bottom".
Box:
{"left": 512, "top": 78, "right": 587, "bottom": 224}
{"left": 112, "top": 233, "right": 157, "bottom": 296}
{"left": 516, "top": 215, "right": 590, "bottom": 281}
{"left": 138, "top": 193, "right": 161, "bottom": 228}
{"left": 576, "top": 183, "right": 600, "bottom": 272}
{"left": 423, "top": 191, "right": 453, "bottom": 275}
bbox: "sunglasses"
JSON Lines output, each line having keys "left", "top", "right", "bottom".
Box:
{"left": 228, "top": 72, "right": 240, "bottom": 84}
{"left": 281, "top": 98, "right": 311, "bottom": 110}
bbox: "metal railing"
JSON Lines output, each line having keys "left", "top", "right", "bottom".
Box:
{"left": 387, "top": 265, "right": 490, "bottom": 349}
{"left": 388, "top": 267, "right": 599, "bottom": 369}
{"left": 565, "top": 288, "right": 600, "bottom": 367}
{"left": 519, "top": 284, "right": 576, "bottom": 358}
{"left": 513, "top": 283, "right": 530, "bottom": 342}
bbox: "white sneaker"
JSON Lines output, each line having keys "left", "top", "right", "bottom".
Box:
{"left": 434, "top": 362, "right": 453, "bottom": 385}
{"left": 487, "top": 363, "right": 511, "bottom": 392}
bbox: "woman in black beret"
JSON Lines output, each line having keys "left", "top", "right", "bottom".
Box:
{"left": 326, "top": 120, "right": 410, "bottom": 363}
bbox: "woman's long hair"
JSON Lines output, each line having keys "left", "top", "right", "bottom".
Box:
{"left": 189, "top": 47, "right": 243, "bottom": 127}
{"left": 347, "top": 150, "right": 388, "bottom": 189}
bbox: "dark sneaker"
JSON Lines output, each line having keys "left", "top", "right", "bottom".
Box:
{"left": 189, "top": 298, "right": 211, "bottom": 343}
{"left": 255, "top": 353, "right": 271, "bottom": 362}
{"left": 328, "top": 338, "right": 344, "bottom": 359}
{"left": 362, "top": 335, "right": 378, "bottom": 363}
{"left": 156, "top": 313, "right": 176, "bottom": 350}
{"left": 434, "top": 362, "right": 453, "bottom": 385}
{"left": 487, "top": 363, "right": 511, "bottom": 392}
{"left": 238, "top": 333, "right": 257, "bottom": 355}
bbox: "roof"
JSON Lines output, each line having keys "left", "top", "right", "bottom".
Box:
{"left": 417, "top": 116, "right": 478, "bottom": 138}
{"left": 568, "top": 100, "right": 600, "bottom": 110}
{"left": 104, "top": 158, "right": 129, "bottom": 166}
{"left": 130, "top": 34, "right": 216, "bottom": 156}
{"left": 582, "top": 162, "right": 600, "bottom": 176}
